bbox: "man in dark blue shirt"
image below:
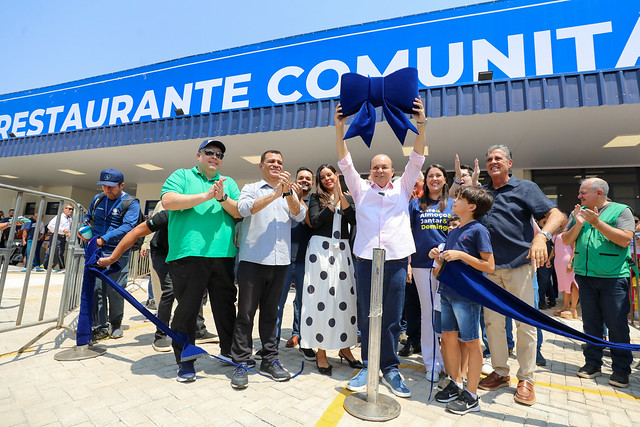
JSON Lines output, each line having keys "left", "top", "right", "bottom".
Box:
{"left": 477, "top": 145, "right": 563, "bottom": 406}
{"left": 83, "top": 169, "right": 140, "bottom": 341}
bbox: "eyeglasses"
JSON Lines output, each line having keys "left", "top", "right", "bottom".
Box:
{"left": 202, "top": 149, "right": 224, "bottom": 159}
{"left": 65, "top": 207, "right": 73, "bottom": 211}
{"left": 460, "top": 173, "right": 471, "bottom": 178}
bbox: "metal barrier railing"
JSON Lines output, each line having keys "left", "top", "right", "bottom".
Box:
{"left": 126, "top": 249, "right": 151, "bottom": 291}
{"left": 0, "top": 183, "right": 86, "bottom": 352}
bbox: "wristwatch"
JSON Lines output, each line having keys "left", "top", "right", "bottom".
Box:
{"left": 282, "top": 191, "right": 292, "bottom": 197}
{"left": 217, "top": 193, "right": 228, "bottom": 202}
{"left": 540, "top": 230, "right": 553, "bottom": 240}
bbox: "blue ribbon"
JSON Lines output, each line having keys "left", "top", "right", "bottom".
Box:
{"left": 339, "top": 67, "right": 419, "bottom": 147}
{"left": 77, "top": 236, "right": 304, "bottom": 379}
{"left": 437, "top": 260, "right": 640, "bottom": 351}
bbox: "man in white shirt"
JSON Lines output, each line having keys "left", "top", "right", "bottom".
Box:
{"left": 43, "top": 203, "right": 73, "bottom": 271}
{"left": 230, "top": 150, "right": 306, "bottom": 390}
{"left": 335, "top": 98, "right": 427, "bottom": 398}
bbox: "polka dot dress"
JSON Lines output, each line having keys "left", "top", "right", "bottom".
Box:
{"left": 300, "top": 208, "right": 357, "bottom": 350}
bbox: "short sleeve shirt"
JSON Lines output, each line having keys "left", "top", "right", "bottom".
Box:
{"left": 480, "top": 176, "right": 555, "bottom": 269}
{"left": 566, "top": 204, "right": 635, "bottom": 232}
{"left": 439, "top": 220, "right": 493, "bottom": 300}
{"left": 409, "top": 197, "right": 454, "bottom": 268}
{"left": 146, "top": 210, "right": 169, "bottom": 255}
{"left": 161, "top": 167, "right": 240, "bottom": 262}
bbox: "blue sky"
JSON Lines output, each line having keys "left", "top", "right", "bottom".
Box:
{"left": 1, "top": 0, "right": 481, "bottom": 95}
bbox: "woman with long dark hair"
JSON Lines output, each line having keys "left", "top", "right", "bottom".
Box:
{"left": 408, "top": 164, "right": 454, "bottom": 382}
{"left": 300, "top": 164, "right": 362, "bottom": 375}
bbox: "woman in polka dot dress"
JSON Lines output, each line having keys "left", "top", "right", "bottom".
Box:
{"left": 301, "top": 164, "right": 361, "bottom": 376}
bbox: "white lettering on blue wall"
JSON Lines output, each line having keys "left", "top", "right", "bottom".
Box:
{"left": 1, "top": 0, "right": 639, "bottom": 140}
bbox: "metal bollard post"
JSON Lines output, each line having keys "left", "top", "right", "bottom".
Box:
{"left": 344, "top": 248, "right": 400, "bottom": 421}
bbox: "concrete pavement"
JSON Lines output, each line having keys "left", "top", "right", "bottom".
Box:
{"left": 1, "top": 273, "right": 639, "bottom": 426}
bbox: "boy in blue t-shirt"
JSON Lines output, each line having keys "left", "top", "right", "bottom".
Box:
{"left": 429, "top": 186, "right": 494, "bottom": 415}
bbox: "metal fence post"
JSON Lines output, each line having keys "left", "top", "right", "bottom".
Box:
{"left": 344, "top": 248, "right": 401, "bottom": 421}
{"left": 0, "top": 183, "right": 86, "bottom": 354}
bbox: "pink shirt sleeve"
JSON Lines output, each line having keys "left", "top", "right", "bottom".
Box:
{"left": 337, "top": 152, "right": 364, "bottom": 202}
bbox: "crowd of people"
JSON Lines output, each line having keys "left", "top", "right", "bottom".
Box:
{"left": 51, "top": 96, "right": 637, "bottom": 415}
{"left": 0, "top": 204, "right": 73, "bottom": 272}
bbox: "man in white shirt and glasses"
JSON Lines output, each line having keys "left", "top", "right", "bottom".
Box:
{"left": 43, "top": 203, "right": 73, "bottom": 271}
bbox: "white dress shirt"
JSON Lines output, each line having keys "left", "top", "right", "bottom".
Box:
{"left": 338, "top": 150, "right": 424, "bottom": 260}
{"left": 47, "top": 214, "right": 72, "bottom": 237}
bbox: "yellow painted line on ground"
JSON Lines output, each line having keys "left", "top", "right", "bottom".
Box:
{"left": 399, "top": 362, "right": 426, "bottom": 371}
{"left": 315, "top": 365, "right": 639, "bottom": 424}
{"left": 0, "top": 348, "right": 36, "bottom": 358}
{"left": 401, "top": 363, "right": 640, "bottom": 401}
{"left": 315, "top": 386, "right": 352, "bottom": 427}
{"left": 2, "top": 297, "right": 49, "bottom": 302}
{"left": 524, "top": 378, "right": 640, "bottom": 401}
{"left": 126, "top": 323, "right": 154, "bottom": 331}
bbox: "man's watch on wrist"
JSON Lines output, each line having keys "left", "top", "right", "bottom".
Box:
{"left": 216, "top": 193, "right": 228, "bottom": 202}
{"left": 540, "top": 230, "right": 553, "bottom": 240}
{"left": 282, "top": 191, "right": 292, "bottom": 197}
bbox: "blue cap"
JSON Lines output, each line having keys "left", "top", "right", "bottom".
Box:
{"left": 198, "top": 139, "right": 226, "bottom": 153}
{"left": 97, "top": 169, "right": 124, "bottom": 187}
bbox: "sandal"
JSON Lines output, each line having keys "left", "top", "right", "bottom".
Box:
{"left": 553, "top": 309, "right": 563, "bottom": 316}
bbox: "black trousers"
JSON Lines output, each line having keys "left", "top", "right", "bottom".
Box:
{"left": 231, "top": 261, "right": 288, "bottom": 364}
{"left": 44, "top": 235, "right": 66, "bottom": 269}
{"left": 151, "top": 250, "right": 207, "bottom": 341}
{"left": 404, "top": 277, "right": 422, "bottom": 346}
{"left": 169, "top": 256, "right": 237, "bottom": 363}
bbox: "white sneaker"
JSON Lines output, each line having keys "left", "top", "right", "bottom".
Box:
{"left": 481, "top": 357, "right": 493, "bottom": 376}
{"left": 425, "top": 369, "right": 441, "bottom": 383}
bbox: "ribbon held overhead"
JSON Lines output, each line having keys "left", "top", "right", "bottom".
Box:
{"left": 339, "top": 67, "right": 419, "bottom": 147}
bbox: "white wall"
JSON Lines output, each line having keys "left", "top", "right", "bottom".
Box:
{"left": 135, "top": 182, "right": 163, "bottom": 214}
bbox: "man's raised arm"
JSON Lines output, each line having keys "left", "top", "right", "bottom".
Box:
{"left": 335, "top": 104, "right": 349, "bottom": 161}
{"left": 411, "top": 97, "right": 427, "bottom": 156}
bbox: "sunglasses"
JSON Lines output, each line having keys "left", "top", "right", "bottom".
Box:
{"left": 202, "top": 149, "right": 224, "bottom": 160}
{"left": 64, "top": 207, "right": 74, "bottom": 211}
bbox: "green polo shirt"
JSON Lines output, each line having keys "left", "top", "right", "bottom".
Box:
{"left": 161, "top": 166, "right": 240, "bottom": 262}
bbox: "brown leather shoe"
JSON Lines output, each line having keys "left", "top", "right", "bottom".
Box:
{"left": 514, "top": 380, "right": 536, "bottom": 405}
{"left": 478, "top": 371, "right": 510, "bottom": 391}
{"left": 285, "top": 336, "right": 299, "bottom": 348}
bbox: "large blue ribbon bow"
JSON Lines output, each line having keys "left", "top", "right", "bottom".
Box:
{"left": 339, "top": 67, "right": 419, "bottom": 147}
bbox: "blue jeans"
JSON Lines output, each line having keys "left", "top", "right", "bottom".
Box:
{"left": 25, "top": 239, "right": 43, "bottom": 268}
{"left": 576, "top": 275, "right": 632, "bottom": 375}
{"left": 440, "top": 296, "right": 481, "bottom": 342}
{"left": 276, "top": 260, "right": 305, "bottom": 342}
{"left": 532, "top": 272, "right": 543, "bottom": 349}
{"left": 355, "top": 257, "right": 408, "bottom": 374}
